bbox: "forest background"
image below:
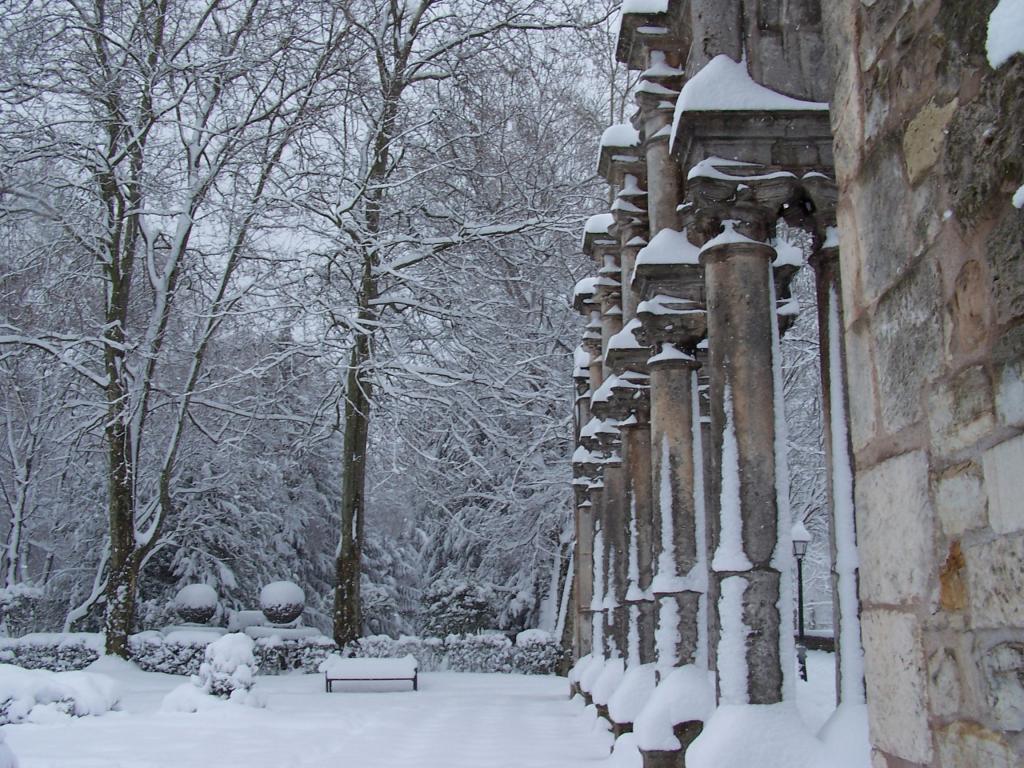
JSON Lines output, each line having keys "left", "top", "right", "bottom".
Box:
{"left": 0, "top": 0, "right": 830, "bottom": 653}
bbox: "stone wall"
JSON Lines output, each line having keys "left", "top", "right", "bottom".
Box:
{"left": 823, "top": 1, "right": 1024, "bottom": 765}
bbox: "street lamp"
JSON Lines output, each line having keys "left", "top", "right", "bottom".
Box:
{"left": 792, "top": 520, "right": 811, "bottom": 681}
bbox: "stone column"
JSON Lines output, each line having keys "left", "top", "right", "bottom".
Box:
{"left": 697, "top": 207, "right": 787, "bottom": 706}
{"left": 809, "top": 233, "right": 865, "bottom": 707}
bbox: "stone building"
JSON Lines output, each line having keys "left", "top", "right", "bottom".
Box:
{"left": 568, "top": 2, "right": 1023, "bottom": 767}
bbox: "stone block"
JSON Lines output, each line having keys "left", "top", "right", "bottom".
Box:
{"left": 936, "top": 721, "right": 1020, "bottom": 768}
{"left": 934, "top": 461, "right": 987, "bottom": 537}
{"left": 927, "top": 366, "right": 995, "bottom": 458}
{"left": 927, "top": 647, "right": 962, "bottom": 718}
{"left": 861, "top": 609, "right": 932, "bottom": 764}
{"left": 965, "top": 534, "right": 1024, "bottom": 629}
{"left": 995, "top": 358, "right": 1024, "bottom": 427}
{"left": 946, "top": 260, "right": 992, "bottom": 363}
{"left": 988, "top": 215, "right": 1024, "bottom": 327}
{"left": 903, "top": 98, "right": 959, "bottom": 185}
{"left": 872, "top": 261, "right": 943, "bottom": 433}
{"left": 844, "top": 322, "right": 878, "bottom": 453}
{"left": 980, "top": 640, "right": 1024, "bottom": 731}
{"left": 856, "top": 450, "right": 934, "bottom": 605}
{"left": 983, "top": 434, "right": 1024, "bottom": 535}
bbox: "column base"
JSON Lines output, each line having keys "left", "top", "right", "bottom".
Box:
{"left": 640, "top": 721, "right": 703, "bottom": 768}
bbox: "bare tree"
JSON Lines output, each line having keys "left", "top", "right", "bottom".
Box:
{"left": 0, "top": 0, "right": 354, "bottom": 655}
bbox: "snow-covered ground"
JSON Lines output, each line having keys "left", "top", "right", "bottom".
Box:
{"left": 4, "top": 652, "right": 844, "bottom": 768}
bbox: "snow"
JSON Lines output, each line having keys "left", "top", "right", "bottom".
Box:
{"left": 635, "top": 228, "right": 701, "bottom": 266}
{"left": 827, "top": 286, "right": 865, "bottom": 705}
{"left": 608, "top": 319, "right": 645, "bottom": 350}
{"left": 591, "top": 657, "right": 625, "bottom": 706}
{"left": 819, "top": 704, "right": 871, "bottom": 768}
{"left": 4, "top": 668, "right": 610, "bottom": 768}
{"left": 259, "top": 581, "right": 304, "bottom": 611}
{"left": 0, "top": 731, "right": 16, "bottom": 768}
{"left": 716, "top": 576, "right": 751, "bottom": 705}
{"left": 0, "top": 664, "right": 120, "bottom": 724}
{"left": 642, "top": 52, "right": 684, "bottom": 79}
{"left": 162, "top": 627, "right": 228, "bottom": 643}
{"left": 675, "top": 55, "right": 828, "bottom": 114}
{"left": 686, "top": 157, "right": 796, "bottom": 183}
{"left": 672, "top": 56, "right": 827, "bottom": 152}
{"left": 633, "top": 664, "right": 715, "bottom": 750}
{"left": 636, "top": 295, "right": 702, "bottom": 318}
{"left": 601, "top": 124, "right": 641, "bottom": 148}
{"left": 711, "top": 385, "right": 753, "bottom": 572}
{"left": 987, "top": 0, "right": 1024, "bottom": 68}
{"left": 1014, "top": 184, "right": 1024, "bottom": 208}
{"left": 686, "top": 702, "right": 828, "bottom": 768}
{"left": 773, "top": 238, "right": 804, "bottom": 268}
{"left": 648, "top": 343, "right": 696, "bottom": 365}
{"left": 174, "top": 584, "right": 217, "bottom": 610}
{"left": 607, "top": 733, "right": 643, "bottom": 768}
{"left": 579, "top": 654, "right": 606, "bottom": 694}
{"left": 227, "top": 610, "right": 267, "bottom": 632}
{"left": 320, "top": 654, "right": 417, "bottom": 679}
{"left": 573, "top": 276, "right": 598, "bottom": 302}
{"left": 244, "top": 626, "right": 325, "bottom": 641}
{"left": 699, "top": 220, "right": 765, "bottom": 254}
{"left": 621, "top": 0, "right": 669, "bottom": 14}
{"left": 655, "top": 597, "right": 680, "bottom": 667}
{"left": 585, "top": 213, "right": 616, "bottom": 234}
{"left": 608, "top": 663, "right": 656, "bottom": 725}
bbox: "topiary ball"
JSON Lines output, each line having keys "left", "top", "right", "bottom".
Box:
{"left": 174, "top": 584, "right": 219, "bottom": 624}
{"left": 259, "top": 581, "right": 305, "bottom": 625}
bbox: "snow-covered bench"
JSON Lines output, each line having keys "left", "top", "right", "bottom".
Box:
{"left": 320, "top": 655, "right": 418, "bottom": 692}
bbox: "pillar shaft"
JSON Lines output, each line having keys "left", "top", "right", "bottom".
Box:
{"left": 811, "top": 243, "right": 865, "bottom": 706}
{"left": 703, "top": 238, "right": 785, "bottom": 706}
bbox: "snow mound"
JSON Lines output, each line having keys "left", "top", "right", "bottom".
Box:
{"left": 260, "top": 581, "right": 305, "bottom": 609}
{"left": 686, "top": 703, "right": 827, "bottom": 768}
{"left": 607, "top": 663, "right": 657, "bottom": 725}
{"left": 515, "top": 629, "right": 551, "bottom": 647}
{"left": 0, "top": 730, "right": 16, "bottom": 768}
{"left": 607, "top": 732, "right": 643, "bottom": 768}
{"left": 634, "top": 664, "right": 715, "bottom": 751}
{"left": 988, "top": 0, "right": 1024, "bottom": 68}
{"left": 196, "top": 633, "right": 257, "bottom": 700}
{"left": 175, "top": 584, "right": 218, "bottom": 610}
{"left": 591, "top": 657, "right": 625, "bottom": 706}
{"left": 0, "top": 664, "right": 119, "bottom": 724}
{"left": 818, "top": 703, "right": 870, "bottom": 768}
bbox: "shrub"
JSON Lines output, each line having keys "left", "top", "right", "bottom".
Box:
{"left": 420, "top": 579, "right": 496, "bottom": 637}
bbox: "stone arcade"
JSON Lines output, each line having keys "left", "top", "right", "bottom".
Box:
{"left": 568, "top": 2, "right": 1023, "bottom": 767}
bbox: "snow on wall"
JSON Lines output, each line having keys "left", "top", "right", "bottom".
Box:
{"left": 987, "top": 0, "right": 1024, "bottom": 68}
{"left": 711, "top": 385, "right": 753, "bottom": 573}
{"left": 716, "top": 576, "right": 750, "bottom": 706}
{"left": 827, "top": 286, "right": 865, "bottom": 705}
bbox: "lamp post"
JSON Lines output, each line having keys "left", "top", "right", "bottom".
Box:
{"left": 792, "top": 521, "right": 811, "bottom": 681}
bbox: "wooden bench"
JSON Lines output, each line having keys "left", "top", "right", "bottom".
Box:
{"left": 321, "top": 654, "right": 419, "bottom": 692}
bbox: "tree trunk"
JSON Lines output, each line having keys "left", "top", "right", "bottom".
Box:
{"left": 104, "top": 410, "right": 137, "bottom": 658}
{"left": 333, "top": 335, "right": 373, "bottom": 647}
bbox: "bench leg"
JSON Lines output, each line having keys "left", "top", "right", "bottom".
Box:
{"left": 414, "top": 672, "right": 418, "bottom": 691}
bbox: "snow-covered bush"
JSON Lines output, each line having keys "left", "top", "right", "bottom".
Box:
{"left": 420, "top": 579, "right": 496, "bottom": 637}
{"left": 347, "top": 632, "right": 564, "bottom": 674}
{"left": 195, "top": 633, "right": 256, "bottom": 699}
{"left": 259, "top": 582, "right": 305, "bottom": 625}
{"left": 253, "top": 634, "right": 337, "bottom": 673}
{"left": 173, "top": 585, "right": 218, "bottom": 624}
{"left": 0, "top": 633, "right": 103, "bottom": 671}
{"left": 0, "top": 663, "right": 118, "bottom": 724}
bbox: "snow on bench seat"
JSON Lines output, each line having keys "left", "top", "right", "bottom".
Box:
{"left": 319, "top": 654, "right": 418, "bottom": 692}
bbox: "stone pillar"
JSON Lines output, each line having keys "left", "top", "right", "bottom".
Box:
{"left": 698, "top": 209, "right": 787, "bottom": 706}
{"left": 809, "top": 235, "right": 865, "bottom": 706}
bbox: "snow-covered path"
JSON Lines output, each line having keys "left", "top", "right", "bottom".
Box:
{"left": 5, "top": 665, "right": 611, "bottom": 768}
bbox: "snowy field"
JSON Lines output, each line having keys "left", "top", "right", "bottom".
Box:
{"left": 4, "top": 652, "right": 841, "bottom": 768}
